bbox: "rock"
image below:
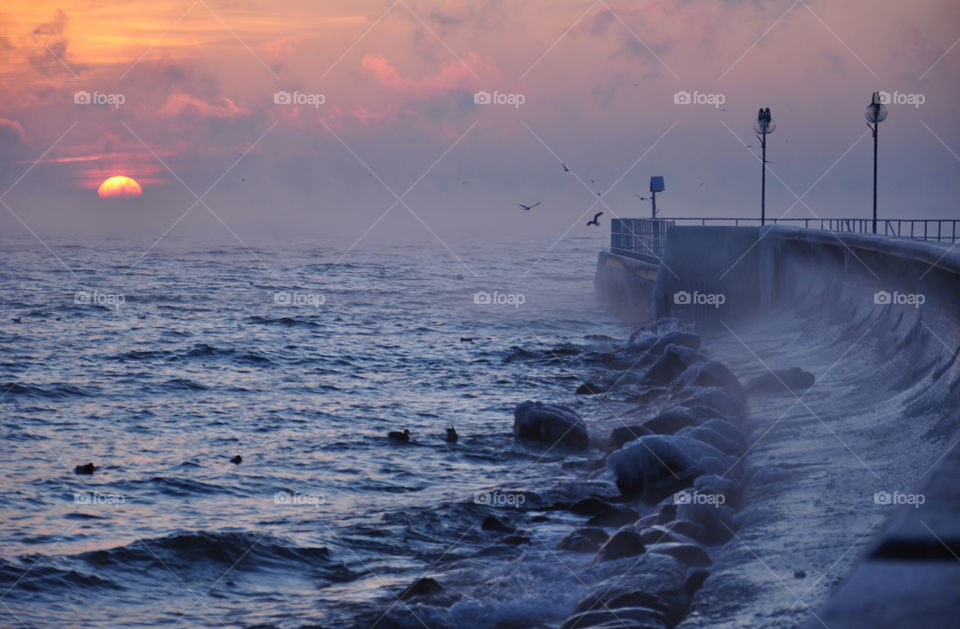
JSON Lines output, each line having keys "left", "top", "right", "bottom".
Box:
{"left": 596, "top": 530, "right": 646, "bottom": 562}
{"left": 608, "top": 424, "right": 652, "bottom": 449}
{"left": 643, "top": 345, "right": 705, "bottom": 385}
{"left": 746, "top": 367, "right": 815, "bottom": 395}
{"left": 672, "top": 502, "right": 736, "bottom": 545}
{"left": 74, "top": 463, "right": 96, "bottom": 475}
{"left": 646, "top": 542, "right": 712, "bottom": 567}
{"left": 692, "top": 474, "right": 741, "bottom": 509}
{"left": 685, "top": 569, "right": 710, "bottom": 594}
{"left": 679, "top": 419, "right": 745, "bottom": 455}
{"left": 503, "top": 534, "right": 530, "bottom": 545}
{"left": 481, "top": 515, "right": 513, "bottom": 533}
{"left": 587, "top": 507, "right": 640, "bottom": 528}
{"left": 637, "top": 524, "right": 697, "bottom": 547}
{"left": 676, "top": 387, "right": 745, "bottom": 421}
{"left": 606, "top": 434, "right": 731, "bottom": 500}
{"left": 559, "top": 606, "right": 668, "bottom": 629}
{"left": 644, "top": 406, "right": 703, "bottom": 434}
{"left": 513, "top": 401, "right": 589, "bottom": 449}
{"left": 656, "top": 504, "right": 678, "bottom": 525}
{"left": 677, "top": 361, "right": 744, "bottom": 400}
{"left": 398, "top": 576, "right": 442, "bottom": 600}
{"left": 574, "top": 554, "right": 690, "bottom": 627}
{"left": 647, "top": 330, "right": 701, "bottom": 356}
{"left": 576, "top": 382, "right": 606, "bottom": 395}
{"left": 558, "top": 527, "right": 609, "bottom": 553}
{"left": 570, "top": 497, "right": 613, "bottom": 516}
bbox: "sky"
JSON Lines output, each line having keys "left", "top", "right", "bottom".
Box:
{"left": 1, "top": 0, "right": 959, "bottom": 244}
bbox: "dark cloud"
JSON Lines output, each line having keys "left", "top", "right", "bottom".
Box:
{"left": 26, "top": 9, "right": 82, "bottom": 75}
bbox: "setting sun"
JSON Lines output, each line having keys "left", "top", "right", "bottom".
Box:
{"left": 97, "top": 176, "right": 142, "bottom": 198}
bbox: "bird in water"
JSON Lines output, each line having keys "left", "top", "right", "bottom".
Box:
{"left": 517, "top": 202, "right": 541, "bottom": 211}
{"left": 445, "top": 427, "right": 458, "bottom": 443}
{"left": 230, "top": 455, "right": 242, "bottom": 464}
{"left": 586, "top": 212, "right": 603, "bottom": 227}
{"left": 388, "top": 429, "right": 410, "bottom": 442}
{"left": 11, "top": 317, "right": 21, "bottom": 323}
{"left": 74, "top": 463, "right": 96, "bottom": 475}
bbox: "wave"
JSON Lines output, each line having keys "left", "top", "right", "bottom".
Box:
{"left": 76, "top": 530, "right": 352, "bottom": 580}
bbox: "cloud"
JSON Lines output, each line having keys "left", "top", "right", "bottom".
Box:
{"left": 158, "top": 93, "right": 248, "bottom": 120}
{"left": 26, "top": 9, "right": 81, "bottom": 75}
{"left": 361, "top": 53, "right": 492, "bottom": 96}
{"left": 0, "top": 118, "right": 27, "bottom": 144}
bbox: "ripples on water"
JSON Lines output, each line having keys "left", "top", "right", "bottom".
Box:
{"left": 0, "top": 235, "right": 629, "bottom": 628}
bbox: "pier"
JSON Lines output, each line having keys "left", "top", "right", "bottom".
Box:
{"left": 596, "top": 218, "right": 960, "bottom": 628}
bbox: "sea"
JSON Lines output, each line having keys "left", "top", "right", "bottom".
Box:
{"left": 0, "top": 234, "right": 635, "bottom": 628}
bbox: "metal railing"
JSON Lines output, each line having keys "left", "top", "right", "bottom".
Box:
{"left": 611, "top": 217, "right": 960, "bottom": 261}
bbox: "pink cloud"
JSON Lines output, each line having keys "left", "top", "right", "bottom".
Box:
{"left": 158, "top": 93, "right": 248, "bottom": 120}
{"left": 361, "top": 52, "right": 495, "bottom": 96}
{"left": 0, "top": 118, "right": 27, "bottom": 144}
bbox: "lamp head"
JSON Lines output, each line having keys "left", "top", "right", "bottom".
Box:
{"left": 865, "top": 92, "right": 887, "bottom": 124}
{"left": 753, "top": 107, "right": 775, "bottom": 134}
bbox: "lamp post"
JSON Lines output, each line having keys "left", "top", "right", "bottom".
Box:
{"left": 754, "top": 108, "right": 775, "bottom": 226}
{"left": 865, "top": 91, "right": 887, "bottom": 234}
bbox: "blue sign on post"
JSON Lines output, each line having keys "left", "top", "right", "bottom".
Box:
{"left": 649, "top": 176, "right": 665, "bottom": 218}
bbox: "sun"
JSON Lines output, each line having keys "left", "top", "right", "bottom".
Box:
{"left": 97, "top": 175, "right": 142, "bottom": 198}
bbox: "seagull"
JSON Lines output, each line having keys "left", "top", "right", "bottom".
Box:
{"left": 518, "top": 202, "right": 541, "bottom": 211}
{"left": 586, "top": 212, "right": 603, "bottom": 227}
{"left": 634, "top": 194, "right": 649, "bottom": 201}
{"left": 561, "top": 163, "right": 570, "bottom": 172}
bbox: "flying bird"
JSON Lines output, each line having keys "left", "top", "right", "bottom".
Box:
{"left": 586, "top": 212, "right": 603, "bottom": 227}
{"left": 634, "top": 194, "right": 649, "bottom": 201}
{"left": 561, "top": 163, "right": 570, "bottom": 172}
{"left": 518, "top": 202, "right": 541, "bottom": 211}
